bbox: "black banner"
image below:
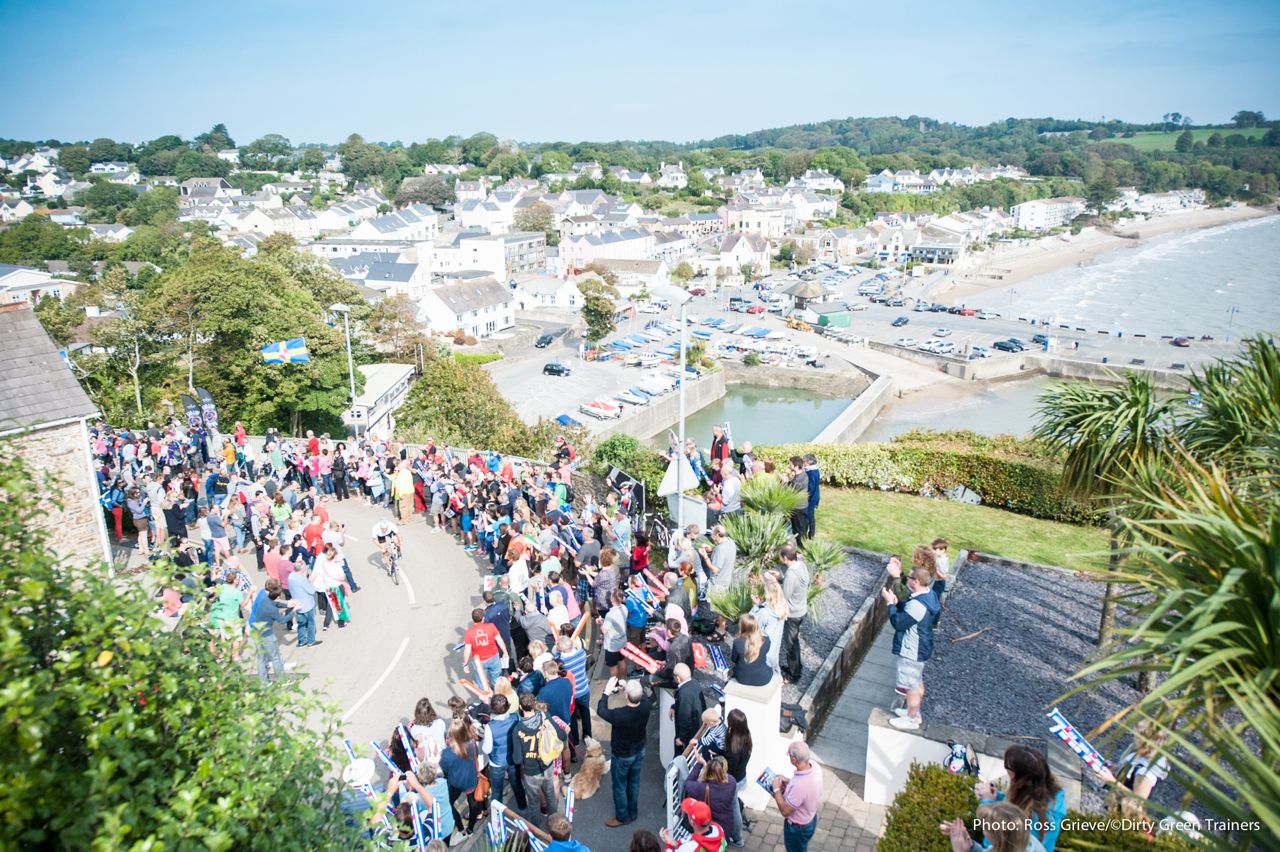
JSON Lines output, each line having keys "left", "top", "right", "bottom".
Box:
{"left": 179, "top": 394, "right": 203, "bottom": 430}
{"left": 195, "top": 387, "right": 220, "bottom": 433}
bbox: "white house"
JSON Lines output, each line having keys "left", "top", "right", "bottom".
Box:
{"left": 589, "top": 258, "right": 670, "bottom": 295}
{"left": 0, "top": 199, "right": 34, "bottom": 223}
{"left": 0, "top": 264, "right": 78, "bottom": 304}
{"left": 455, "top": 181, "right": 487, "bottom": 202}
{"left": 349, "top": 203, "right": 441, "bottom": 242}
{"left": 609, "top": 167, "right": 652, "bottom": 185}
{"left": 86, "top": 224, "right": 134, "bottom": 243}
{"left": 723, "top": 204, "right": 793, "bottom": 239}
{"left": 89, "top": 161, "right": 131, "bottom": 175}
{"left": 1010, "top": 197, "right": 1086, "bottom": 231}
{"left": 863, "top": 169, "right": 939, "bottom": 194}
{"left": 511, "top": 273, "right": 580, "bottom": 310}
{"left": 341, "top": 259, "right": 431, "bottom": 299}
{"left": 417, "top": 277, "right": 514, "bottom": 339}
{"left": 217, "top": 149, "right": 240, "bottom": 165}
{"left": 345, "top": 362, "right": 416, "bottom": 437}
{"left": 786, "top": 170, "right": 845, "bottom": 193}
{"left": 718, "top": 233, "right": 771, "bottom": 274}
{"left": 655, "top": 162, "right": 688, "bottom": 190}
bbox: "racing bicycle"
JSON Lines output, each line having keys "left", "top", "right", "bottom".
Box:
{"left": 386, "top": 541, "right": 402, "bottom": 585}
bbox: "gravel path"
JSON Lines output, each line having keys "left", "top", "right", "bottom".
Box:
{"left": 783, "top": 550, "right": 886, "bottom": 704}
{"left": 925, "top": 558, "right": 1191, "bottom": 813}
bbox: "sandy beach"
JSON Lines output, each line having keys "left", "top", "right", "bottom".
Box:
{"left": 934, "top": 205, "right": 1275, "bottom": 303}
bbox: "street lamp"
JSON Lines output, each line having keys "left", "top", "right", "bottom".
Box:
{"left": 651, "top": 284, "right": 695, "bottom": 531}
{"left": 330, "top": 303, "right": 359, "bottom": 439}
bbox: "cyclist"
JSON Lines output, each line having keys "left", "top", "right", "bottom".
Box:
{"left": 372, "top": 518, "right": 403, "bottom": 567}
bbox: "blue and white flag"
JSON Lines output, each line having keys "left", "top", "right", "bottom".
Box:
{"left": 261, "top": 337, "right": 311, "bottom": 364}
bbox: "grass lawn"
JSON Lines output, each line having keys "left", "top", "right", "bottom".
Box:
{"left": 817, "top": 487, "right": 1109, "bottom": 571}
{"left": 1114, "top": 128, "right": 1266, "bottom": 152}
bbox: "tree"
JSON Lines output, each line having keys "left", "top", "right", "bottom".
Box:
{"left": 239, "top": 133, "right": 293, "bottom": 170}
{"left": 0, "top": 215, "right": 87, "bottom": 266}
{"left": 174, "top": 150, "right": 231, "bottom": 182}
{"left": 1032, "top": 374, "right": 1175, "bottom": 645}
{"left": 88, "top": 137, "right": 129, "bottom": 164}
{"left": 396, "top": 354, "right": 543, "bottom": 456}
{"left": 1174, "top": 130, "right": 1195, "bottom": 153}
{"left": 685, "top": 168, "right": 709, "bottom": 196}
{"left": 194, "top": 122, "right": 235, "bottom": 151}
{"left": 513, "top": 201, "right": 555, "bottom": 240}
{"left": 32, "top": 294, "right": 83, "bottom": 347}
{"left": 670, "top": 262, "right": 695, "bottom": 286}
{"left": 393, "top": 175, "right": 455, "bottom": 208}
{"left": 366, "top": 293, "right": 429, "bottom": 361}
{"left": 91, "top": 293, "right": 154, "bottom": 416}
{"left": 578, "top": 277, "right": 619, "bottom": 343}
{"left": 1085, "top": 176, "right": 1118, "bottom": 213}
{"left": 1231, "top": 110, "right": 1265, "bottom": 129}
{"left": 124, "top": 187, "right": 179, "bottom": 226}
{"left": 1207, "top": 132, "right": 1225, "bottom": 149}
{"left": 58, "top": 144, "right": 90, "bottom": 176}
{"left": 0, "top": 451, "right": 356, "bottom": 849}
{"left": 83, "top": 182, "right": 140, "bottom": 223}
{"left": 740, "top": 262, "right": 757, "bottom": 283}
{"left": 299, "top": 147, "right": 325, "bottom": 173}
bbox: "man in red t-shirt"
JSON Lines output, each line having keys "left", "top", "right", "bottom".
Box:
{"left": 306, "top": 430, "right": 320, "bottom": 457}
{"left": 463, "top": 607, "right": 507, "bottom": 689}
{"left": 303, "top": 515, "right": 326, "bottom": 555}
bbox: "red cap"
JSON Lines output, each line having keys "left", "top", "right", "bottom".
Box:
{"left": 681, "top": 798, "right": 712, "bottom": 825}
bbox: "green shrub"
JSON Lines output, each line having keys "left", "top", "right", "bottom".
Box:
{"left": 740, "top": 472, "right": 806, "bottom": 516}
{"left": 591, "top": 433, "right": 643, "bottom": 471}
{"left": 721, "top": 509, "right": 791, "bottom": 571}
{"left": 1056, "top": 810, "right": 1192, "bottom": 851}
{"left": 709, "top": 581, "right": 757, "bottom": 622}
{"left": 879, "top": 762, "right": 977, "bottom": 852}
{"left": 743, "top": 352, "right": 761, "bottom": 367}
{"left": 759, "top": 431, "right": 1093, "bottom": 525}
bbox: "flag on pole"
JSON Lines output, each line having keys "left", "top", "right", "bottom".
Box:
{"left": 261, "top": 337, "right": 311, "bottom": 364}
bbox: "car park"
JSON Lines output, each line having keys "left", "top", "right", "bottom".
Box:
{"left": 534, "top": 333, "right": 555, "bottom": 348}
{"left": 891, "top": 316, "right": 909, "bottom": 327}
{"left": 542, "top": 361, "right": 571, "bottom": 376}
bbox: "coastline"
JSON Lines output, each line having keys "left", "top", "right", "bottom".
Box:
{"left": 933, "top": 205, "right": 1275, "bottom": 304}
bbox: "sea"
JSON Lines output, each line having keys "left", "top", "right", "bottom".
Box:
{"left": 967, "top": 214, "right": 1280, "bottom": 340}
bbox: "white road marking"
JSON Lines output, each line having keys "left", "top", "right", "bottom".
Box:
{"left": 398, "top": 557, "right": 417, "bottom": 607}
{"left": 341, "top": 636, "right": 410, "bottom": 723}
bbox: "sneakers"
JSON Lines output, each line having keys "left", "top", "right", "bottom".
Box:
{"left": 889, "top": 714, "right": 922, "bottom": 730}
{"left": 893, "top": 707, "right": 909, "bottom": 717}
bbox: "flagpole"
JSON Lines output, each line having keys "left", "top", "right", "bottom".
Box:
{"left": 331, "top": 303, "right": 359, "bottom": 439}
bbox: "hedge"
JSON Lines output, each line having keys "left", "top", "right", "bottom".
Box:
{"left": 880, "top": 763, "right": 1190, "bottom": 852}
{"left": 758, "top": 430, "right": 1094, "bottom": 525}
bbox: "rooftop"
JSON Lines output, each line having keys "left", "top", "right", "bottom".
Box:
{"left": 0, "top": 303, "right": 98, "bottom": 434}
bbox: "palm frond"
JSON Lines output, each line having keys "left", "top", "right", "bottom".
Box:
{"left": 740, "top": 473, "right": 806, "bottom": 516}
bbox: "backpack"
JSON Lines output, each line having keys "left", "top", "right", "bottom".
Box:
{"left": 944, "top": 740, "right": 979, "bottom": 777}
{"left": 535, "top": 716, "right": 565, "bottom": 765}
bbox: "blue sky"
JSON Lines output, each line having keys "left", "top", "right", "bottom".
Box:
{"left": 6, "top": 0, "right": 1278, "bottom": 145}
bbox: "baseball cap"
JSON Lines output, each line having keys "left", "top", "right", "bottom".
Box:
{"left": 681, "top": 798, "right": 711, "bottom": 825}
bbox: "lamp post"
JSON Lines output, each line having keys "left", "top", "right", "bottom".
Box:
{"left": 653, "top": 284, "right": 694, "bottom": 532}
{"left": 330, "top": 303, "right": 359, "bottom": 438}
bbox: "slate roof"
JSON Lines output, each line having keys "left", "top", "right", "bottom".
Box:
{"left": 429, "top": 278, "right": 511, "bottom": 313}
{"left": 0, "top": 304, "right": 97, "bottom": 433}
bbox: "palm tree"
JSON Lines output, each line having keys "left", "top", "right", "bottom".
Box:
{"left": 1068, "top": 454, "right": 1280, "bottom": 845}
{"left": 1033, "top": 373, "right": 1175, "bottom": 645}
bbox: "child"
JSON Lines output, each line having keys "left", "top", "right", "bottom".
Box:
{"left": 931, "top": 538, "right": 951, "bottom": 595}
{"left": 631, "top": 531, "right": 651, "bottom": 579}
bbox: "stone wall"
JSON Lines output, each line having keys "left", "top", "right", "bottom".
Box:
{"left": 598, "top": 369, "right": 728, "bottom": 440}
{"left": 721, "top": 362, "right": 873, "bottom": 399}
{"left": 811, "top": 374, "right": 896, "bottom": 444}
{"left": 1024, "top": 353, "right": 1191, "bottom": 390}
{"left": 8, "top": 420, "right": 109, "bottom": 564}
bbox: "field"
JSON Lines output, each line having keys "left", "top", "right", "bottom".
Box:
{"left": 816, "top": 487, "right": 1109, "bottom": 570}
{"left": 1115, "top": 128, "right": 1266, "bottom": 152}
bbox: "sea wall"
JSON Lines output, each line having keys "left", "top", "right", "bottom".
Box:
{"left": 811, "top": 374, "right": 896, "bottom": 444}
{"left": 597, "top": 369, "right": 728, "bottom": 440}
{"left": 1023, "top": 353, "right": 1191, "bottom": 390}
{"left": 721, "top": 362, "right": 872, "bottom": 398}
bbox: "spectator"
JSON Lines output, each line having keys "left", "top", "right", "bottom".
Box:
{"left": 248, "top": 577, "right": 297, "bottom": 681}
{"left": 750, "top": 575, "right": 789, "bottom": 672}
{"left": 537, "top": 660, "right": 574, "bottom": 748}
{"left": 882, "top": 566, "right": 941, "bottom": 731}
{"left": 601, "top": 589, "right": 629, "bottom": 683}
{"left": 932, "top": 538, "right": 952, "bottom": 593}
{"left": 410, "top": 697, "right": 447, "bottom": 765}
{"left": 683, "top": 755, "right": 739, "bottom": 847}
{"left": 485, "top": 693, "right": 528, "bottom": 810}
{"left": 511, "top": 692, "right": 565, "bottom": 827}
{"left": 483, "top": 590, "right": 516, "bottom": 672}
{"left": 698, "top": 525, "right": 738, "bottom": 593}
{"left": 787, "top": 456, "right": 810, "bottom": 538}
{"left": 546, "top": 813, "right": 590, "bottom": 851}
{"left": 729, "top": 613, "right": 774, "bottom": 686}
{"left": 776, "top": 544, "right": 809, "bottom": 684}
{"left": 976, "top": 745, "right": 1066, "bottom": 852}
{"left": 285, "top": 563, "right": 320, "bottom": 648}
{"left": 1090, "top": 720, "right": 1170, "bottom": 806}
{"left": 803, "top": 454, "right": 820, "bottom": 538}
{"left": 599, "top": 679, "right": 653, "bottom": 828}
{"left": 940, "top": 801, "right": 1047, "bottom": 852}
{"left": 556, "top": 635, "right": 592, "bottom": 752}
{"left": 770, "top": 741, "right": 822, "bottom": 852}
{"left": 439, "top": 718, "right": 481, "bottom": 839}
{"left": 672, "top": 663, "right": 706, "bottom": 750}
{"left": 463, "top": 607, "right": 507, "bottom": 689}
{"left": 723, "top": 709, "right": 753, "bottom": 844}
{"left": 719, "top": 465, "right": 742, "bottom": 516}
{"left": 660, "top": 799, "right": 726, "bottom": 852}
{"left": 628, "top": 831, "right": 662, "bottom": 852}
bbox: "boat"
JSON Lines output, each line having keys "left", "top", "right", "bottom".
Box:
{"left": 555, "top": 414, "right": 584, "bottom": 427}
{"left": 579, "top": 400, "right": 623, "bottom": 420}
{"left": 615, "top": 390, "right": 649, "bottom": 406}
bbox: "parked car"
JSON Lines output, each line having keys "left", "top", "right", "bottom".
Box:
{"left": 888, "top": 297, "right": 905, "bottom": 307}
{"left": 891, "top": 316, "right": 909, "bottom": 327}
{"left": 913, "top": 302, "right": 929, "bottom": 312}
{"left": 934, "top": 341, "right": 956, "bottom": 354}
{"left": 993, "top": 340, "right": 1021, "bottom": 353}
{"left": 1007, "top": 337, "right": 1029, "bottom": 350}
{"left": 971, "top": 345, "right": 992, "bottom": 359}
{"left": 896, "top": 337, "right": 918, "bottom": 347}
{"left": 928, "top": 304, "right": 950, "bottom": 313}
{"left": 933, "top": 328, "right": 952, "bottom": 337}
{"left": 688, "top": 287, "right": 707, "bottom": 296}
{"left": 958, "top": 308, "right": 978, "bottom": 316}
{"left": 542, "top": 361, "right": 571, "bottom": 376}
{"left": 916, "top": 339, "right": 937, "bottom": 352}
{"left": 1031, "top": 333, "right": 1050, "bottom": 346}
{"left": 729, "top": 297, "right": 749, "bottom": 312}
{"left": 849, "top": 302, "right": 868, "bottom": 311}
{"left": 1172, "top": 336, "right": 1192, "bottom": 347}
{"left": 638, "top": 303, "right": 663, "bottom": 314}
{"left": 977, "top": 310, "right": 1001, "bottom": 320}
{"left": 746, "top": 305, "right": 766, "bottom": 314}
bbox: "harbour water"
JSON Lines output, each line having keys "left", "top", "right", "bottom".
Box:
{"left": 858, "top": 377, "right": 1053, "bottom": 443}
{"left": 968, "top": 214, "right": 1280, "bottom": 339}
{"left": 662, "top": 385, "right": 847, "bottom": 447}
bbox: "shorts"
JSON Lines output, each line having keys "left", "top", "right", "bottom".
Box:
{"left": 461, "top": 514, "right": 473, "bottom": 533}
{"left": 895, "top": 657, "right": 926, "bottom": 692}
{"left": 604, "top": 648, "right": 623, "bottom": 668}
{"left": 430, "top": 498, "right": 444, "bottom": 515}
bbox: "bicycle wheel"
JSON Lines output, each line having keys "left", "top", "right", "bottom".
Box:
{"left": 390, "top": 558, "right": 399, "bottom": 585}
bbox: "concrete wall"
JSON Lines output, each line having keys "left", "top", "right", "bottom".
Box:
{"left": 812, "top": 374, "right": 896, "bottom": 444}
{"left": 598, "top": 369, "right": 728, "bottom": 440}
{"left": 721, "top": 363, "right": 872, "bottom": 399}
{"left": 11, "top": 420, "right": 111, "bottom": 564}
{"left": 1024, "top": 353, "right": 1191, "bottom": 390}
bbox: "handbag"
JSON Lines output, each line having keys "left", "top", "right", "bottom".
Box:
{"left": 472, "top": 752, "right": 490, "bottom": 800}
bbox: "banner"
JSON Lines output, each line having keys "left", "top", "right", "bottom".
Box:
{"left": 195, "top": 387, "right": 219, "bottom": 433}
{"left": 180, "top": 394, "right": 203, "bottom": 430}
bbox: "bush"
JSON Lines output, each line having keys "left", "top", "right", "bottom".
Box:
{"left": 592, "top": 434, "right": 643, "bottom": 471}
{"left": 743, "top": 352, "right": 761, "bottom": 367}
{"left": 721, "top": 509, "right": 791, "bottom": 571}
{"left": 759, "top": 431, "right": 1092, "bottom": 525}
{"left": 1056, "top": 812, "right": 1192, "bottom": 851}
{"left": 740, "top": 472, "right": 805, "bottom": 516}
{"left": 709, "top": 581, "right": 757, "bottom": 622}
{"left": 879, "top": 762, "right": 977, "bottom": 852}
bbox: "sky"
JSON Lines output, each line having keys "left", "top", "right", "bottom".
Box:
{"left": 5, "top": 0, "right": 1278, "bottom": 146}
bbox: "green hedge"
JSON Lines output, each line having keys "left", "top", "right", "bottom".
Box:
{"left": 880, "top": 762, "right": 978, "bottom": 852}
{"left": 453, "top": 352, "right": 503, "bottom": 365}
{"left": 759, "top": 430, "right": 1093, "bottom": 525}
